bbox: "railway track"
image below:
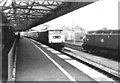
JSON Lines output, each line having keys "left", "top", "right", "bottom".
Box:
{"left": 60, "top": 42, "right": 120, "bottom": 82}
{"left": 30, "top": 39, "right": 120, "bottom": 81}
{"left": 64, "top": 42, "right": 84, "bottom": 51}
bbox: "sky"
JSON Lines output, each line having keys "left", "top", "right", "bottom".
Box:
{"left": 33, "top": 0, "right": 118, "bottom": 31}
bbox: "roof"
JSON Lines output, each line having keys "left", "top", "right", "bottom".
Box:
{"left": 0, "top": 0, "right": 99, "bottom": 31}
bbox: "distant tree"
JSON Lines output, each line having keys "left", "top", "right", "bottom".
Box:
{"left": 62, "top": 26, "right": 71, "bottom": 31}
{"left": 102, "top": 27, "right": 108, "bottom": 30}
{"left": 74, "top": 25, "right": 85, "bottom": 31}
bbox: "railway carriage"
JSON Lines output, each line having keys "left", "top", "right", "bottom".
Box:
{"left": 82, "top": 29, "right": 120, "bottom": 60}
{"left": 22, "top": 31, "right": 39, "bottom": 40}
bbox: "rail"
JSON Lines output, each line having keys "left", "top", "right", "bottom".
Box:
{"left": 64, "top": 42, "right": 120, "bottom": 80}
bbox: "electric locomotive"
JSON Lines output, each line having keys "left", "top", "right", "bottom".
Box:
{"left": 37, "top": 29, "right": 65, "bottom": 49}
{"left": 82, "top": 29, "right": 120, "bottom": 60}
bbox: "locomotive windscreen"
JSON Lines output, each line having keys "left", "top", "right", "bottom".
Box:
{"left": 49, "top": 30, "right": 63, "bottom": 35}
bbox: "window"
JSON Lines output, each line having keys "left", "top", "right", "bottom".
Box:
{"left": 49, "top": 30, "right": 63, "bottom": 35}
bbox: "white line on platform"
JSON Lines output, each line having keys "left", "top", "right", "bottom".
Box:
{"left": 32, "top": 42, "right": 76, "bottom": 81}
{"left": 65, "top": 60, "right": 114, "bottom": 81}
{"left": 41, "top": 45, "right": 48, "bottom": 47}
{"left": 57, "top": 55, "right": 71, "bottom": 59}
{"left": 46, "top": 48, "right": 55, "bottom": 51}
{"left": 51, "top": 50, "right": 61, "bottom": 53}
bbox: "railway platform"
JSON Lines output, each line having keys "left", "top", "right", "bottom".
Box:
{"left": 15, "top": 38, "right": 97, "bottom": 81}
{"left": 64, "top": 41, "right": 120, "bottom": 77}
{"left": 16, "top": 38, "right": 69, "bottom": 81}
{"left": 65, "top": 41, "right": 83, "bottom": 46}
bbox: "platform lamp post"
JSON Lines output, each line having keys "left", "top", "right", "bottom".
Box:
{"left": 71, "top": 22, "right": 73, "bottom": 42}
{"left": 72, "top": 28, "right": 75, "bottom": 44}
{"left": 70, "top": 28, "right": 72, "bottom": 42}
{"left": 72, "top": 22, "right": 75, "bottom": 44}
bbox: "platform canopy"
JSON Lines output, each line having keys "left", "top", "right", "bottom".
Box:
{"left": 0, "top": 0, "right": 98, "bottom": 31}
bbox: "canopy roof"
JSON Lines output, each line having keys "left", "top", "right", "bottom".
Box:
{"left": 0, "top": 0, "right": 98, "bottom": 31}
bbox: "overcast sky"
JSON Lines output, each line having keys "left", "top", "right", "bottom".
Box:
{"left": 34, "top": 0, "right": 118, "bottom": 31}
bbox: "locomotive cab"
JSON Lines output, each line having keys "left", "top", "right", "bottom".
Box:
{"left": 48, "top": 29, "right": 65, "bottom": 44}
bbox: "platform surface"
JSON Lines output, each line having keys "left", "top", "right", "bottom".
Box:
{"left": 16, "top": 38, "right": 95, "bottom": 81}
{"left": 16, "top": 39, "right": 70, "bottom": 81}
